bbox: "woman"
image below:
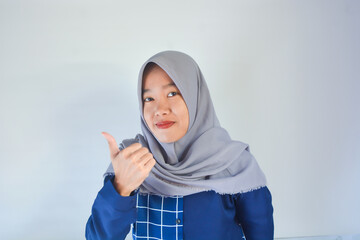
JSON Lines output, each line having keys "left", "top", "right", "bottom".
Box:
{"left": 86, "top": 50, "right": 274, "bottom": 240}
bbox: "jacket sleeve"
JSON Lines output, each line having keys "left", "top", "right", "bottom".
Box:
{"left": 235, "top": 186, "right": 274, "bottom": 240}
{"left": 85, "top": 175, "right": 137, "bottom": 240}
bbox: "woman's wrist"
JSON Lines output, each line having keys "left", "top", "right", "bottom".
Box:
{"left": 113, "top": 177, "right": 131, "bottom": 196}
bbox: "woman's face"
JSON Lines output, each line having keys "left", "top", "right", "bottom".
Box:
{"left": 142, "top": 65, "right": 189, "bottom": 143}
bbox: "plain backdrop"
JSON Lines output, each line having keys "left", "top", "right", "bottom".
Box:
{"left": 0, "top": 0, "right": 359, "bottom": 239}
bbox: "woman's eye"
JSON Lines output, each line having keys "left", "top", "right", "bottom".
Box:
{"left": 168, "top": 92, "right": 178, "bottom": 97}
{"left": 143, "top": 97, "right": 154, "bottom": 102}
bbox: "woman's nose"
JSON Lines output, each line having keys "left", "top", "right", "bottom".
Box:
{"left": 155, "top": 100, "right": 170, "bottom": 116}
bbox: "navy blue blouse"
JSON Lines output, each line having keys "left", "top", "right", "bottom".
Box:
{"left": 85, "top": 175, "right": 274, "bottom": 240}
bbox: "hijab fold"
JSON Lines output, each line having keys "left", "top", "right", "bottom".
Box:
{"left": 105, "top": 50, "right": 267, "bottom": 196}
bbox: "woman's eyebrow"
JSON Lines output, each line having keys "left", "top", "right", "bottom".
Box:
{"left": 142, "top": 83, "right": 176, "bottom": 94}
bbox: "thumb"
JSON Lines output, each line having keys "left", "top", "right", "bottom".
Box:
{"left": 101, "top": 132, "right": 120, "bottom": 159}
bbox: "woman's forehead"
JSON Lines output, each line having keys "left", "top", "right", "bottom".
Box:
{"left": 142, "top": 63, "right": 178, "bottom": 90}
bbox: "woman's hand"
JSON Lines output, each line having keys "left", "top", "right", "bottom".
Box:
{"left": 101, "top": 132, "right": 156, "bottom": 196}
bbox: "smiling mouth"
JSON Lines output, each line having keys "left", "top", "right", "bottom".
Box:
{"left": 156, "top": 121, "right": 175, "bottom": 129}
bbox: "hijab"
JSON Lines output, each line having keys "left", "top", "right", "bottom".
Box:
{"left": 105, "top": 50, "right": 267, "bottom": 196}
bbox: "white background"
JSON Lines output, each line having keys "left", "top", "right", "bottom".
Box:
{"left": 0, "top": 0, "right": 359, "bottom": 239}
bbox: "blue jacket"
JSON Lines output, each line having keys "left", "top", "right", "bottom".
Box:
{"left": 86, "top": 175, "right": 274, "bottom": 240}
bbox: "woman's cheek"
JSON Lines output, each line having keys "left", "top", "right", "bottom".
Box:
{"left": 143, "top": 108, "right": 152, "bottom": 127}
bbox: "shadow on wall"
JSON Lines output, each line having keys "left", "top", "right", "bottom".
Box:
{"left": 276, "top": 234, "right": 360, "bottom": 240}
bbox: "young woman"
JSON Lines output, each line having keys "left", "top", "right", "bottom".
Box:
{"left": 86, "top": 51, "right": 274, "bottom": 240}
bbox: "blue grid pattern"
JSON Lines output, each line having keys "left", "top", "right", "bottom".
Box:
{"left": 132, "top": 194, "right": 184, "bottom": 240}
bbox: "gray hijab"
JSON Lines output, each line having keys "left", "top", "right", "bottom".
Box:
{"left": 105, "top": 50, "right": 267, "bottom": 196}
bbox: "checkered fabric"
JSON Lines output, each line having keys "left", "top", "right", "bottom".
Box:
{"left": 132, "top": 194, "right": 184, "bottom": 240}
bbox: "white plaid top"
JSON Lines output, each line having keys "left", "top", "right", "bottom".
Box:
{"left": 132, "top": 194, "right": 184, "bottom": 240}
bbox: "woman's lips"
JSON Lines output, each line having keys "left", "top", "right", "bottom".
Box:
{"left": 156, "top": 121, "right": 175, "bottom": 129}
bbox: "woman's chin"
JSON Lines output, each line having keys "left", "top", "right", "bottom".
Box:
{"left": 155, "top": 134, "right": 184, "bottom": 144}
